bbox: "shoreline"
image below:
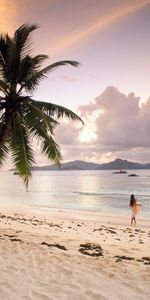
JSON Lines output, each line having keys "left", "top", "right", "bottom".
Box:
{"left": 0, "top": 204, "right": 149, "bottom": 228}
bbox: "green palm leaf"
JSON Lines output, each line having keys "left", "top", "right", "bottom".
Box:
{"left": 24, "top": 104, "right": 61, "bottom": 165}
{"left": 31, "top": 54, "right": 49, "bottom": 68}
{"left": 14, "top": 24, "right": 38, "bottom": 58}
{"left": 17, "top": 54, "right": 49, "bottom": 85}
{"left": 0, "top": 23, "right": 83, "bottom": 187}
{"left": 41, "top": 135, "right": 62, "bottom": 165}
{"left": 0, "top": 34, "right": 10, "bottom": 80}
{"left": 21, "top": 60, "right": 80, "bottom": 92}
{"left": 8, "top": 24, "right": 38, "bottom": 83}
{"left": 0, "top": 142, "right": 9, "bottom": 166}
{"left": 29, "top": 99, "right": 84, "bottom": 124}
{"left": 0, "top": 80, "right": 9, "bottom": 94}
{"left": 24, "top": 101, "right": 58, "bottom": 135}
{"left": 10, "top": 117, "right": 35, "bottom": 188}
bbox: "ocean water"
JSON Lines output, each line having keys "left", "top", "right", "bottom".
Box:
{"left": 0, "top": 170, "right": 150, "bottom": 217}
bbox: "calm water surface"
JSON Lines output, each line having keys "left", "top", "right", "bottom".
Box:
{"left": 0, "top": 170, "right": 150, "bottom": 217}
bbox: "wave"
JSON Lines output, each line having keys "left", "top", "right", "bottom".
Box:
{"left": 72, "top": 191, "right": 150, "bottom": 199}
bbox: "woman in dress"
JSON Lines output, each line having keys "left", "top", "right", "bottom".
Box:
{"left": 129, "top": 194, "right": 141, "bottom": 225}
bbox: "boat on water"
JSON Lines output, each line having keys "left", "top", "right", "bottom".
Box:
{"left": 13, "top": 171, "right": 19, "bottom": 175}
{"left": 113, "top": 170, "right": 127, "bottom": 174}
{"left": 128, "top": 173, "right": 139, "bottom": 177}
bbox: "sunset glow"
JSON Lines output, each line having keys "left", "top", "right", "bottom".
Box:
{"left": 51, "top": 0, "right": 150, "bottom": 54}
{"left": 0, "top": 0, "right": 150, "bottom": 165}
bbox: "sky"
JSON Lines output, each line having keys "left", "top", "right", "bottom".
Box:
{"left": 0, "top": 0, "right": 150, "bottom": 166}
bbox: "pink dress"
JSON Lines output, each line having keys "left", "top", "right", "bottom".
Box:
{"left": 131, "top": 200, "right": 139, "bottom": 217}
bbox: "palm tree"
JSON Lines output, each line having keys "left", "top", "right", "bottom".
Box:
{"left": 0, "top": 24, "right": 83, "bottom": 187}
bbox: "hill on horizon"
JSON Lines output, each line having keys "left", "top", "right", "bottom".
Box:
{"left": 28, "top": 158, "right": 150, "bottom": 171}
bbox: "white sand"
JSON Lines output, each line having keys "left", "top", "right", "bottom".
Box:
{"left": 0, "top": 206, "right": 149, "bottom": 300}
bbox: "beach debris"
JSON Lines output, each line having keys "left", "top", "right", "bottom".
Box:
{"left": 142, "top": 257, "right": 150, "bottom": 265}
{"left": 9, "top": 238, "right": 23, "bottom": 243}
{"left": 79, "top": 243, "right": 103, "bottom": 257}
{"left": 0, "top": 214, "right": 7, "bottom": 219}
{"left": 136, "top": 259, "right": 143, "bottom": 262}
{"left": 93, "top": 227, "right": 103, "bottom": 232}
{"left": 136, "top": 257, "right": 150, "bottom": 265}
{"left": 135, "top": 229, "right": 145, "bottom": 233}
{"left": 4, "top": 234, "right": 17, "bottom": 238}
{"left": 114, "top": 255, "right": 135, "bottom": 262}
{"left": 0, "top": 214, "right": 62, "bottom": 229}
{"left": 41, "top": 242, "right": 67, "bottom": 251}
{"left": 3, "top": 234, "right": 23, "bottom": 243}
{"left": 106, "top": 229, "right": 116, "bottom": 234}
{"left": 123, "top": 228, "right": 132, "bottom": 233}
{"left": 94, "top": 226, "right": 116, "bottom": 235}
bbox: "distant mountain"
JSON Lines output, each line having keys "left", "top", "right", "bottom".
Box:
{"left": 31, "top": 158, "right": 150, "bottom": 171}
{"left": 97, "top": 158, "right": 146, "bottom": 170}
{"left": 33, "top": 160, "right": 100, "bottom": 171}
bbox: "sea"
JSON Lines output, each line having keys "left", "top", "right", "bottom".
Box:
{"left": 0, "top": 170, "right": 150, "bottom": 218}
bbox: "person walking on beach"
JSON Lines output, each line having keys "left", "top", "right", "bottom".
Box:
{"left": 129, "top": 194, "right": 141, "bottom": 225}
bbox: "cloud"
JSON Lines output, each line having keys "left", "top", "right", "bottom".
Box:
{"left": 3, "top": 86, "right": 150, "bottom": 168}
{"left": 55, "top": 121, "right": 81, "bottom": 145}
{"left": 94, "top": 87, "right": 150, "bottom": 148}
{"left": 77, "top": 86, "right": 150, "bottom": 162}
{"left": 53, "top": 86, "right": 150, "bottom": 163}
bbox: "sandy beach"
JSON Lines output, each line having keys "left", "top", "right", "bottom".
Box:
{"left": 0, "top": 207, "right": 149, "bottom": 300}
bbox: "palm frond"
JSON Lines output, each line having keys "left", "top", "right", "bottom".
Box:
{"left": 14, "top": 24, "right": 38, "bottom": 59}
{"left": 0, "top": 80, "right": 9, "bottom": 95}
{"left": 39, "top": 60, "right": 79, "bottom": 73}
{"left": 31, "top": 54, "right": 49, "bottom": 69}
{"left": 0, "top": 142, "right": 9, "bottom": 166}
{"left": 7, "top": 24, "right": 38, "bottom": 83}
{"left": 24, "top": 103, "right": 61, "bottom": 164}
{"left": 10, "top": 117, "right": 35, "bottom": 188}
{"left": 17, "top": 54, "right": 48, "bottom": 87}
{"left": 24, "top": 101, "right": 58, "bottom": 135}
{"left": 30, "top": 99, "right": 84, "bottom": 124}
{"left": 0, "top": 35, "right": 8, "bottom": 65}
{"left": 0, "top": 111, "right": 14, "bottom": 146}
{"left": 23, "top": 105, "right": 61, "bottom": 165}
{"left": 17, "top": 55, "right": 34, "bottom": 84}
{"left": 21, "top": 60, "right": 79, "bottom": 92}
{"left": 41, "top": 135, "right": 62, "bottom": 166}
{"left": 0, "top": 34, "right": 10, "bottom": 80}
